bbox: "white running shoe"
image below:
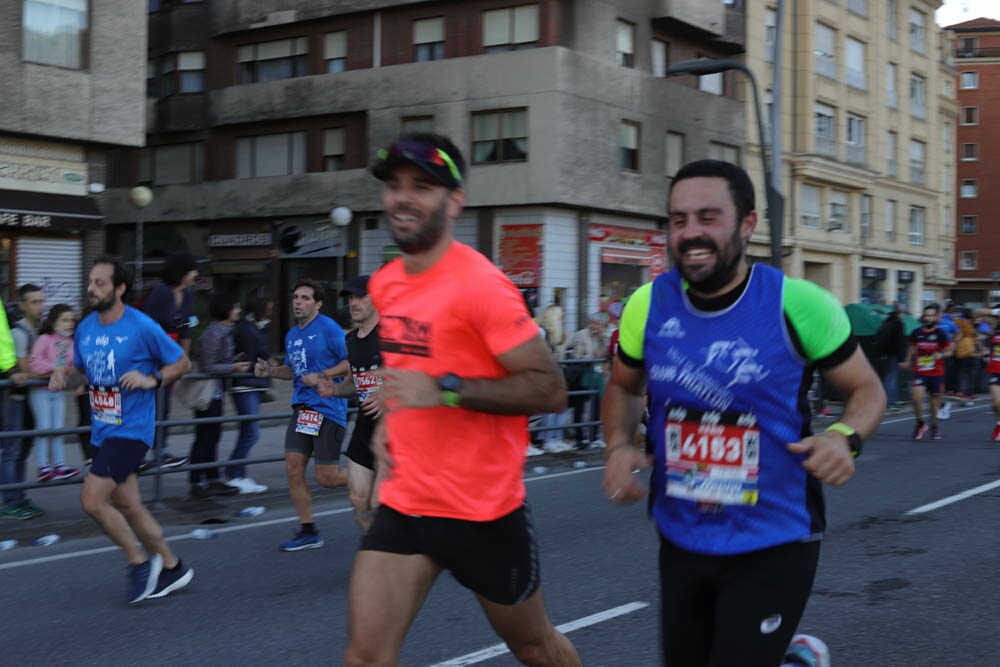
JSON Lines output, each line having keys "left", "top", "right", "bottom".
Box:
{"left": 937, "top": 401, "right": 951, "bottom": 420}
{"left": 784, "top": 634, "right": 830, "bottom": 667}
{"left": 226, "top": 477, "right": 269, "bottom": 495}
{"left": 543, "top": 439, "right": 575, "bottom": 454}
{"left": 526, "top": 445, "right": 546, "bottom": 457}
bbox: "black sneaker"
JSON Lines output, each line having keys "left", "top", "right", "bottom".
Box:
{"left": 205, "top": 480, "right": 239, "bottom": 496}
{"left": 147, "top": 559, "right": 193, "bottom": 599}
{"left": 126, "top": 553, "right": 163, "bottom": 604}
{"left": 159, "top": 454, "right": 189, "bottom": 469}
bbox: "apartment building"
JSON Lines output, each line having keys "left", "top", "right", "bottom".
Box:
{"left": 744, "top": 0, "right": 957, "bottom": 312}
{"left": 99, "top": 0, "right": 746, "bottom": 332}
{"left": 947, "top": 17, "right": 1000, "bottom": 306}
{"left": 0, "top": 1, "right": 146, "bottom": 306}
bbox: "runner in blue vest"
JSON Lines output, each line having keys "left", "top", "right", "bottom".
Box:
{"left": 601, "top": 160, "right": 886, "bottom": 667}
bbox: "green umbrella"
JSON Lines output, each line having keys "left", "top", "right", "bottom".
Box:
{"left": 868, "top": 304, "right": 921, "bottom": 334}
{"left": 844, "top": 303, "right": 884, "bottom": 337}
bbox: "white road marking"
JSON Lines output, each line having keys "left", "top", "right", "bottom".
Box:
{"left": 905, "top": 478, "right": 1000, "bottom": 515}
{"left": 428, "top": 601, "right": 650, "bottom": 666}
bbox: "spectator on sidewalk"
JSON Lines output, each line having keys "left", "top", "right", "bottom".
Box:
{"left": 224, "top": 293, "right": 273, "bottom": 495}
{"left": 1, "top": 284, "right": 45, "bottom": 519}
{"left": 566, "top": 313, "right": 609, "bottom": 449}
{"left": 954, "top": 308, "right": 980, "bottom": 405}
{"left": 140, "top": 252, "right": 199, "bottom": 471}
{"left": 876, "top": 304, "right": 908, "bottom": 413}
{"left": 27, "top": 304, "right": 79, "bottom": 482}
{"left": 188, "top": 293, "right": 248, "bottom": 499}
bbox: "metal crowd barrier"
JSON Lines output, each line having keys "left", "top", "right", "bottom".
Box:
{"left": 0, "top": 359, "right": 609, "bottom": 505}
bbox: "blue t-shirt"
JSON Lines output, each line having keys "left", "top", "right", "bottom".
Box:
{"left": 74, "top": 307, "right": 183, "bottom": 447}
{"left": 284, "top": 314, "right": 348, "bottom": 426}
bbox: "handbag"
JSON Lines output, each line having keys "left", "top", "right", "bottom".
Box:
{"left": 172, "top": 362, "right": 215, "bottom": 411}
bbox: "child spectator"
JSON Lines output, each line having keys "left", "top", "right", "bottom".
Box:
{"left": 27, "top": 304, "right": 79, "bottom": 481}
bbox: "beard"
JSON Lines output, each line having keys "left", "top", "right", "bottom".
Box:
{"left": 670, "top": 227, "right": 744, "bottom": 294}
{"left": 89, "top": 292, "right": 115, "bottom": 313}
{"left": 390, "top": 200, "right": 448, "bottom": 255}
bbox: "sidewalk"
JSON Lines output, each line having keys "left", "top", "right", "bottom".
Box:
{"left": 0, "top": 379, "right": 611, "bottom": 545}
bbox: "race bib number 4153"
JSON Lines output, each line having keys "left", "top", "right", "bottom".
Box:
{"left": 664, "top": 406, "right": 760, "bottom": 506}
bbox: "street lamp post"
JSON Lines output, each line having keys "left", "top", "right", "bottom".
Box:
{"left": 662, "top": 58, "right": 785, "bottom": 270}
{"left": 128, "top": 186, "right": 154, "bottom": 290}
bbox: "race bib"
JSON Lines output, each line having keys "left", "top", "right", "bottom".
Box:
{"left": 295, "top": 408, "right": 323, "bottom": 436}
{"left": 917, "top": 354, "right": 936, "bottom": 372}
{"left": 353, "top": 370, "right": 382, "bottom": 401}
{"left": 89, "top": 386, "right": 123, "bottom": 425}
{"left": 664, "top": 406, "right": 760, "bottom": 506}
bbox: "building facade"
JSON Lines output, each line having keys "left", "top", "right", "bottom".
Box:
{"left": 100, "top": 0, "right": 747, "bottom": 334}
{"left": 744, "top": 0, "right": 957, "bottom": 312}
{"left": 0, "top": 0, "right": 147, "bottom": 307}
{"left": 947, "top": 17, "right": 1000, "bottom": 307}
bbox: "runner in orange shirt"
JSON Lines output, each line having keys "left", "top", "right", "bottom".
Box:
{"left": 343, "top": 133, "right": 580, "bottom": 667}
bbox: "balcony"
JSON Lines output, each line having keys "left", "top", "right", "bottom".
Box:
{"left": 846, "top": 144, "right": 866, "bottom": 166}
{"left": 956, "top": 47, "right": 1000, "bottom": 58}
{"left": 816, "top": 136, "right": 837, "bottom": 158}
{"left": 651, "top": 0, "right": 745, "bottom": 52}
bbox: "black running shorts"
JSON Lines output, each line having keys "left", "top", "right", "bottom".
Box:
{"left": 284, "top": 406, "right": 345, "bottom": 465}
{"left": 361, "top": 504, "right": 541, "bottom": 605}
{"left": 345, "top": 416, "right": 375, "bottom": 470}
{"left": 90, "top": 438, "right": 149, "bottom": 484}
{"left": 659, "top": 536, "right": 821, "bottom": 667}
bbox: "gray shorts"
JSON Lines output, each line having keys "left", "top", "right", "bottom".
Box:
{"left": 284, "top": 406, "right": 345, "bottom": 465}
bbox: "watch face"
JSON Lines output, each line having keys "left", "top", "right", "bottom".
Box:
{"left": 439, "top": 373, "right": 462, "bottom": 392}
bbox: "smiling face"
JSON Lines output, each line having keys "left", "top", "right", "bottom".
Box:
{"left": 667, "top": 176, "right": 757, "bottom": 297}
{"left": 380, "top": 163, "right": 463, "bottom": 255}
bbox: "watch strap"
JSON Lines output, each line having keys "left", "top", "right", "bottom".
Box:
{"left": 826, "top": 421, "right": 862, "bottom": 457}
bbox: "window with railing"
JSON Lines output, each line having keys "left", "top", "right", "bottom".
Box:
{"left": 846, "top": 114, "right": 866, "bottom": 165}
{"left": 239, "top": 38, "right": 308, "bottom": 83}
{"left": 908, "top": 206, "right": 925, "bottom": 245}
{"left": 414, "top": 17, "right": 445, "bottom": 62}
{"left": 801, "top": 184, "right": 821, "bottom": 228}
{"left": 815, "top": 104, "right": 836, "bottom": 157}
{"left": 482, "top": 5, "right": 538, "bottom": 53}
{"left": 814, "top": 23, "right": 837, "bottom": 78}
{"left": 957, "top": 37, "right": 978, "bottom": 58}
{"left": 909, "top": 139, "right": 925, "bottom": 184}
{"left": 828, "top": 191, "right": 849, "bottom": 232}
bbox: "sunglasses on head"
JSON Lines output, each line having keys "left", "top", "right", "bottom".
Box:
{"left": 377, "top": 140, "right": 463, "bottom": 187}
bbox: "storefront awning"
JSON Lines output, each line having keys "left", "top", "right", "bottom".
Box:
{"left": 0, "top": 189, "right": 103, "bottom": 232}
{"left": 601, "top": 247, "right": 653, "bottom": 266}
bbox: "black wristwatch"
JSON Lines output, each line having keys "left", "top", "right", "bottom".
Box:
{"left": 826, "top": 422, "right": 862, "bottom": 458}
{"left": 438, "top": 373, "right": 463, "bottom": 408}
{"left": 152, "top": 370, "right": 164, "bottom": 388}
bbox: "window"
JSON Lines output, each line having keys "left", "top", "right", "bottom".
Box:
{"left": 236, "top": 132, "right": 306, "bottom": 178}
{"left": 401, "top": 116, "right": 434, "bottom": 133}
{"left": 161, "top": 56, "right": 175, "bottom": 96}
{"left": 651, "top": 39, "right": 668, "bottom": 77}
{"left": 815, "top": 103, "right": 836, "bottom": 157}
{"left": 861, "top": 194, "right": 872, "bottom": 239}
{"left": 414, "top": 17, "right": 445, "bottom": 62}
{"left": 239, "top": 38, "right": 309, "bottom": 83}
{"left": 909, "top": 139, "right": 925, "bottom": 185}
{"left": 846, "top": 114, "right": 866, "bottom": 165}
{"left": 943, "top": 205, "right": 951, "bottom": 236}
{"left": 886, "top": 131, "right": 897, "bottom": 177}
{"left": 176, "top": 51, "right": 205, "bottom": 93}
{"left": 908, "top": 8, "right": 925, "bottom": 55}
{"left": 908, "top": 206, "right": 925, "bottom": 245}
{"left": 619, "top": 121, "right": 640, "bottom": 170}
{"left": 943, "top": 164, "right": 952, "bottom": 195}
{"left": 814, "top": 23, "right": 836, "bottom": 78}
{"left": 961, "top": 107, "right": 978, "bottom": 126}
{"left": 140, "top": 143, "right": 205, "bottom": 185}
{"left": 324, "top": 31, "right": 346, "bottom": 73}
{"left": 800, "top": 184, "right": 821, "bottom": 229}
{"left": 665, "top": 132, "right": 684, "bottom": 179}
{"left": 887, "top": 63, "right": 898, "bottom": 109}
{"left": 765, "top": 89, "right": 774, "bottom": 143}
{"left": 909, "top": 74, "right": 925, "bottom": 119}
{"left": 616, "top": 20, "right": 634, "bottom": 67}
{"left": 323, "top": 129, "right": 345, "bottom": 171}
{"left": 958, "top": 37, "right": 979, "bottom": 57}
{"left": 887, "top": 0, "right": 897, "bottom": 40}
{"left": 23, "top": 0, "right": 88, "bottom": 69}
{"left": 961, "top": 215, "right": 978, "bottom": 234}
{"left": 482, "top": 5, "right": 538, "bottom": 53}
{"left": 960, "top": 251, "right": 977, "bottom": 271}
{"left": 961, "top": 71, "right": 979, "bottom": 89}
{"left": 943, "top": 122, "right": 952, "bottom": 152}
{"left": 709, "top": 142, "right": 740, "bottom": 165}
{"left": 847, "top": 0, "right": 867, "bottom": 16}
{"left": 828, "top": 191, "right": 848, "bottom": 231}
{"left": 472, "top": 109, "right": 528, "bottom": 163}
{"left": 961, "top": 143, "right": 978, "bottom": 161}
{"left": 764, "top": 9, "right": 777, "bottom": 63}
{"left": 146, "top": 61, "right": 158, "bottom": 98}
{"left": 845, "top": 37, "right": 866, "bottom": 90}
{"left": 960, "top": 179, "right": 978, "bottom": 198}
{"left": 698, "top": 59, "right": 723, "bottom": 95}
{"left": 885, "top": 200, "right": 896, "bottom": 241}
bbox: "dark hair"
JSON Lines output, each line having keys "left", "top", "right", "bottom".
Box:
{"left": 39, "top": 303, "right": 74, "bottom": 336}
{"left": 293, "top": 279, "right": 325, "bottom": 304}
{"left": 161, "top": 252, "right": 197, "bottom": 287}
{"left": 208, "top": 292, "right": 237, "bottom": 321}
{"left": 333, "top": 305, "right": 353, "bottom": 330}
{"left": 92, "top": 254, "right": 133, "bottom": 301}
{"left": 924, "top": 303, "right": 940, "bottom": 315}
{"left": 244, "top": 292, "right": 273, "bottom": 320}
{"left": 669, "top": 159, "right": 756, "bottom": 222}
{"left": 17, "top": 284, "right": 42, "bottom": 301}
{"left": 398, "top": 131, "right": 467, "bottom": 180}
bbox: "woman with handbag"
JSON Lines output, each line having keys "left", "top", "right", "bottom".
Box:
{"left": 188, "top": 293, "right": 249, "bottom": 499}
{"left": 224, "top": 293, "right": 274, "bottom": 494}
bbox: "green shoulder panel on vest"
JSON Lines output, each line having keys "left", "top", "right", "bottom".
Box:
{"left": 618, "top": 282, "right": 653, "bottom": 361}
{"left": 782, "top": 278, "right": 852, "bottom": 361}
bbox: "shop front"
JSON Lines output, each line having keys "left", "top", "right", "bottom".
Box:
{"left": 860, "top": 266, "right": 887, "bottom": 304}
{"left": 896, "top": 270, "right": 914, "bottom": 313}
{"left": 589, "top": 222, "right": 666, "bottom": 317}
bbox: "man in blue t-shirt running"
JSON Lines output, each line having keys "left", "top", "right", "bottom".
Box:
{"left": 51, "top": 256, "right": 193, "bottom": 605}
